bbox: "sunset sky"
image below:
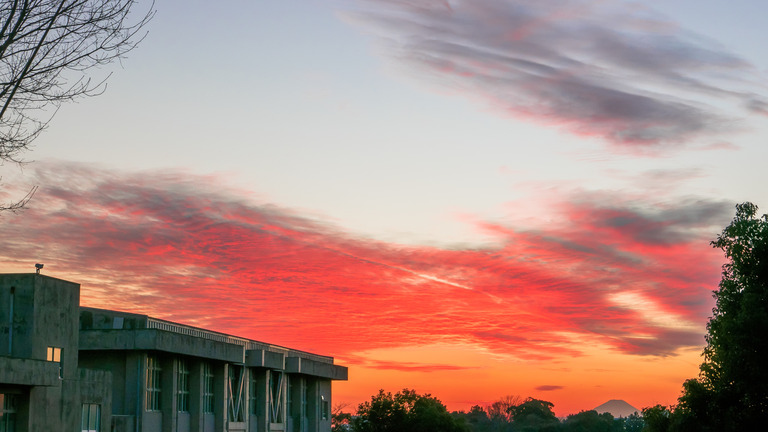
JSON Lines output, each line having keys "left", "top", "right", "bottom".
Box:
{"left": 2, "top": 0, "right": 768, "bottom": 416}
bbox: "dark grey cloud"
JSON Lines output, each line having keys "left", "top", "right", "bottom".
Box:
{"left": 569, "top": 197, "right": 733, "bottom": 245}
{"left": 342, "top": 0, "right": 766, "bottom": 149}
{"left": 535, "top": 385, "right": 564, "bottom": 392}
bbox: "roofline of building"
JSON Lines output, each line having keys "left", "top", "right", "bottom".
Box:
{"left": 80, "top": 306, "right": 336, "bottom": 364}
{"left": 2, "top": 272, "right": 80, "bottom": 285}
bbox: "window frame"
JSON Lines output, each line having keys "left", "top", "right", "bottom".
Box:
{"left": 1, "top": 394, "right": 19, "bottom": 431}
{"left": 81, "top": 403, "right": 100, "bottom": 432}
{"left": 177, "top": 359, "right": 190, "bottom": 413}
{"left": 46, "top": 346, "right": 61, "bottom": 362}
{"left": 145, "top": 355, "right": 162, "bottom": 412}
{"left": 203, "top": 362, "right": 215, "bottom": 414}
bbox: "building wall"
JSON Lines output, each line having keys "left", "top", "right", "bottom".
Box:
{"left": 79, "top": 349, "right": 336, "bottom": 432}
{"left": 2, "top": 274, "right": 344, "bottom": 432}
{"left": 80, "top": 368, "right": 114, "bottom": 431}
{"left": 0, "top": 274, "right": 113, "bottom": 432}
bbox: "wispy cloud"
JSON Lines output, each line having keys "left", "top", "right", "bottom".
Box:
{"left": 535, "top": 385, "right": 564, "bottom": 392}
{"left": 0, "top": 163, "right": 730, "bottom": 359}
{"left": 343, "top": 354, "right": 478, "bottom": 372}
{"left": 340, "top": 0, "right": 766, "bottom": 149}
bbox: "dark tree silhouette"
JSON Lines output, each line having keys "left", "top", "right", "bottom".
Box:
{"left": 640, "top": 405, "right": 671, "bottom": 432}
{"left": 676, "top": 202, "right": 768, "bottom": 430}
{"left": 507, "top": 398, "right": 559, "bottom": 432}
{"left": 1, "top": 0, "right": 153, "bottom": 210}
{"left": 353, "top": 389, "right": 469, "bottom": 432}
{"left": 561, "top": 410, "right": 619, "bottom": 432}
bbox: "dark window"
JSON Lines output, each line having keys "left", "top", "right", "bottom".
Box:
{"left": 228, "top": 366, "right": 244, "bottom": 422}
{"left": 321, "top": 397, "right": 329, "bottom": 421}
{"left": 250, "top": 372, "right": 258, "bottom": 415}
{"left": 203, "top": 363, "right": 214, "bottom": 413}
{"left": 81, "top": 403, "right": 100, "bottom": 432}
{"left": 177, "top": 359, "right": 190, "bottom": 412}
{"left": 286, "top": 375, "right": 292, "bottom": 417}
{"left": 269, "top": 370, "right": 284, "bottom": 423}
{"left": 0, "top": 394, "right": 18, "bottom": 431}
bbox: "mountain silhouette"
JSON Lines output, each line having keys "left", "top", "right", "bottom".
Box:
{"left": 593, "top": 399, "right": 639, "bottom": 418}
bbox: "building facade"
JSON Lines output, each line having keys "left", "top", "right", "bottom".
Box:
{"left": 1, "top": 274, "right": 347, "bottom": 432}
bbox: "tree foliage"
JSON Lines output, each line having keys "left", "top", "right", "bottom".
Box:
{"left": 622, "top": 412, "right": 644, "bottom": 432}
{"left": 507, "top": 398, "right": 560, "bottom": 432}
{"left": 675, "top": 202, "right": 768, "bottom": 430}
{"left": 561, "top": 410, "right": 620, "bottom": 432}
{"left": 640, "top": 405, "right": 671, "bottom": 432}
{"left": 1, "top": 0, "right": 153, "bottom": 209}
{"left": 352, "top": 389, "right": 469, "bottom": 432}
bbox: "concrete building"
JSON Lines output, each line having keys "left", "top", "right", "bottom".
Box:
{"left": 0, "top": 273, "right": 112, "bottom": 431}
{"left": 1, "top": 274, "right": 348, "bottom": 432}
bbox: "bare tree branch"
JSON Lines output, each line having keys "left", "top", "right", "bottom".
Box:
{"left": 1, "top": 0, "right": 154, "bottom": 210}
{"left": 0, "top": 182, "right": 36, "bottom": 211}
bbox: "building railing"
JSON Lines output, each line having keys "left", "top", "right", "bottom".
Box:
{"left": 145, "top": 317, "right": 334, "bottom": 364}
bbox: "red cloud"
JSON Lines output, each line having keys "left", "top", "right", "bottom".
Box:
{"left": 0, "top": 164, "right": 729, "bottom": 360}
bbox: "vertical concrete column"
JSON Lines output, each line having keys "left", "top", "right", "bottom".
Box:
{"left": 242, "top": 368, "right": 250, "bottom": 427}
{"left": 307, "top": 379, "right": 319, "bottom": 432}
{"left": 298, "top": 377, "right": 307, "bottom": 432}
{"left": 253, "top": 369, "right": 269, "bottom": 432}
{"left": 189, "top": 360, "right": 204, "bottom": 432}
{"left": 162, "top": 356, "right": 178, "bottom": 432}
{"left": 125, "top": 352, "right": 144, "bottom": 431}
{"left": 317, "top": 380, "right": 332, "bottom": 432}
{"left": 285, "top": 375, "right": 295, "bottom": 432}
{"left": 213, "top": 362, "right": 227, "bottom": 432}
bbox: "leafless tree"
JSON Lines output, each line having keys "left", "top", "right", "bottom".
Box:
{"left": 485, "top": 394, "right": 523, "bottom": 423}
{"left": 1, "top": 0, "right": 154, "bottom": 210}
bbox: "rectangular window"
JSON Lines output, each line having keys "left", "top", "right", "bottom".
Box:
{"left": 301, "top": 380, "right": 308, "bottom": 420}
{"left": 228, "top": 366, "right": 244, "bottom": 422}
{"left": 177, "top": 359, "right": 190, "bottom": 412}
{"left": 269, "top": 370, "right": 284, "bottom": 424}
{"left": 321, "top": 397, "right": 329, "bottom": 421}
{"left": 286, "top": 375, "right": 292, "bottom": 418}
{"left": 81, "top": 403, "right": 100, "bottom": 432}
{"left": 203, "top": 363, "right": 214, "bottom": 413}
{"left": 1, "top": 394, "right": 18, "bottom": 432}
{"left": 146, "top": 355, "right": 162, "bottom": 411}
{"left": 46, "top": 346, "right": 61, "bottom": 362}
{"left": 250, "top": 373, "right": 258, "bottom": 415}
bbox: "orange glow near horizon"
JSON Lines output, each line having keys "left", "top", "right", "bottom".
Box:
{"left": 333, "top": 342, "right": 703, "bottom": 416}
{"left": 0, "top": 163, "right": 730, "bottom": 417}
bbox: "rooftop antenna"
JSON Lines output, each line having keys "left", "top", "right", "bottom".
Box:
{"left": 35, "top": 263, "right": 44, "bottom": 274}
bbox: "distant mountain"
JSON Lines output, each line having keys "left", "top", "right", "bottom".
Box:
{"left": 593, "top": 399, "right": 640, "bottom": 418}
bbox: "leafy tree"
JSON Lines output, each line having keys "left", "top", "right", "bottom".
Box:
{"left": 508, "top": 398, "right": 560, "bottom": 432}
{"left": 1, "top": 0, "right": 153, "bottom": 210}
{"left": 353, "top": 389, "right": 469, "bottom": 432}
{"left": 561, "top": 410, "right": 618, "bottom": 432}
{"left": 461, "top": 405, "right": 494, "bottom": 432}
{"left": 452, "top": 397, "right": 520, "bottom": 432}
{"left": 640, "top": 405, "right": 671, "bottom": 432}
{"left": 677, "top": 202, "right": 768, "bottom": 430}
{"left": 623, "top": 412, "right": 644, "bottom": 432}
{"left": 670, "top": 379, "right": 709, "bottom": 432}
